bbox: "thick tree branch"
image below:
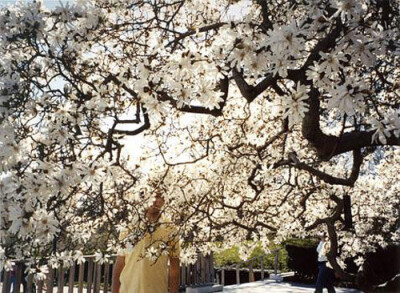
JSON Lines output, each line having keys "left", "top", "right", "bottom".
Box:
{"left": 232, "top": 69, "right": 277, "bottom": 103}
{"left": 115, "top": 101, "right": 141, "bottom": 124}
{"left": 326, "top": 223, "right": 355, "bottom": 282}
{"left": 291, "top": 19, "right": 400, "bottom": 160}
{"left": 113, "top": 111, "right": 150, "bottom": 135}
{"left": 275, "top": 149, "right": 363, "bottom": 187}
{"left": 334, "top": 130, "right": 400, "bottom": 154}
{"left": 255, "top": 0, "right": 273, "bottom": 32}
{"left": 303, "top": 87, "right": 400, "bottom": 159}
{"left": 248, "top": 163, "right": 263, "bottom": 193}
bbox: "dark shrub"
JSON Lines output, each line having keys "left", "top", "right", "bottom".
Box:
{"left": 285, "top": 244, "right": 318, "bottom": 283}
{"left": 358, "top": 245, "right": 400, "bottom": 293}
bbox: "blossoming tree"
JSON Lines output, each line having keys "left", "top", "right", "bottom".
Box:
{"left": 0, "top": 0, "right": 399, "bottom": 285}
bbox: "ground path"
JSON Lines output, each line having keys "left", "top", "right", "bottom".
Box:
{"left": 223, "top": 280, "right": 363, "bottom": 293}
{"left": 1, "top": 280, "right": 363, "bottom": 292}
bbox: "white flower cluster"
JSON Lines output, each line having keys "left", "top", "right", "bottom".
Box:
{"left": 282, "top": 82, "right": 310, "bottom": 128}
{"left": 0, "top": 0, "right": 398, "bottom": 280}
{"left": 370, "top": 111, "right": 400, "bottom": 144}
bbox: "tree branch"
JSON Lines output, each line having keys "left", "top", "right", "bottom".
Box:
{"left": 302, "top": 87, "right": 400, "bottom": 159}
{"left": 255, "top": 0, "right": 273, "bottom": 32}
{"left": 275, "top": 149, "right": 363, "bottom": 187}
{"left": 166, "top": 22, "right": 226, "bottom": 50}
{"left": 288, "top": 18, "right": 343, "bottom": 82}
{"left": 113, "top": 111, "right": 150, "bottom": 136}
{"left": 232, "top": 69, "right": 277, "bottom": 103}
{"left": 157, "top": 77, "right": 229, "bottom": 117}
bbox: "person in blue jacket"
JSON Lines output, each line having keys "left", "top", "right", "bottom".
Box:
{"left": 315, "top": 232, "right": 336, "bottom": 293}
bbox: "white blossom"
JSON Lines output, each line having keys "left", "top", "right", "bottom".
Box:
{"left": 370, "top": 118, "right": 391, "bottom": 144}
{"left": 282, "top": 82, "right": 310, "bottom": 127}
{"left": 145, "top": 246, "right": 159, "bottom": 262}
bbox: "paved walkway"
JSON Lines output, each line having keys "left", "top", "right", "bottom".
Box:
{"left": 1, "top": 280, "right": 363, "bottom": 293}
{"left": 223, "top": 280, "right": 363, "bottom": 293}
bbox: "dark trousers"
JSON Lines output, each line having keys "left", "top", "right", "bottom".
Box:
{"left": 315, "top": 261, "right": 336, "bottom": 293}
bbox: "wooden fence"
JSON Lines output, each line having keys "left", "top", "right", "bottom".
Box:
{"left": 0, "top": 254, "right": 214, "bottom": 293}
{"left": 215, "top": 249, "right": 280, "bottom": 285}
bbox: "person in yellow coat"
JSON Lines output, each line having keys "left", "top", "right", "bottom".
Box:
{"left": 112, "top": 194, "right": 180, "bottom": 293}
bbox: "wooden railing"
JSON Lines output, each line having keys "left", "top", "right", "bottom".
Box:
{"left": 180, "top": 253, "right": 214, "bottom": 288}
{"left": 215, "top": 249, "right": 281, "bottom": 285}
{"left": 0, "top": 254, "right": 215, "bottom": 293}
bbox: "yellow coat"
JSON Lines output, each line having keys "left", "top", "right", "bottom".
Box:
{"left": 119, "top": 225, "right": 180, "bottom": 293}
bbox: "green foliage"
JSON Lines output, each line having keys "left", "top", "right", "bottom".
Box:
{"left": 283, "top": 238, "right": 318, "bottom": 247}
{"left": 214, "top": 238, "right": 319, "bottom": 272}
{"left": 214, "top": 246, "right": 242, "bottom": 267}
{"left": 214, "top": 242, "right": 289, "bottom": 271}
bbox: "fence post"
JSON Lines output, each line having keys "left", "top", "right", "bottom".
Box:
{"left": 26, "top": 273, "right": 34, "bottom": 293}
{"left": 190, "top": 263, "right": 195, "bottom": 285}
{"left": 210, "top": 253, "right": 215, "bottom": 283}
{"left": 78, "top": 262, "right": 84, "bottom": 293}
{"left": 94, "top": 263, "right": 101, "bottom": 293}
{"left": 274, "top": 249, "right": 279, "bottom": 275}
{"left": 104, "top": 262, "right": 110, "bottom": 293}
{"left": 87, "top": 258, "right": 93, "bottom": 293}
{"left": 46, "top": 267, "right": 55, "bottom": 293}
{"left": 221, "top": 268, "right": 225, "bottom": 285}
{"left": 249, "top": 263, "right": 254, "bottom": 282}
{"left": 260, "top": 255, "right": 264, "bottom": 281}
{"left": 37, "top": 280, "right": 44, "bottom": 293}
{"left": 57, "top": 264, "right": 64, "bottom": 293}
{"left": 68, "top": 263, "right": 75, "bottom": 293}
{"left": 201, "top": 255, "right": 206, "bottom": 283}
{"left": 187, "top": 264, "right": 192, "bottom": 286}
{"left": 180, "top": 265, "right": 186, "bottom": 288}
{"left": 235, "top": 264, "right": 240, "bottom": 285}
{"left": 14, "top": 263, "right": 23, "bottom": 293}
{"left": 206, "top": 255, "right": 211, "bottom": 283}
{"left": 196, "top": 255, "right": 201, "bottom": 284}
{"left": 2, "top": 270, "right": 11, "bottom": 293}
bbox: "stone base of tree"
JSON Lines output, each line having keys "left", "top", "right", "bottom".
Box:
{"left": 269, "top": 274, "right": 283, "bottom": 282}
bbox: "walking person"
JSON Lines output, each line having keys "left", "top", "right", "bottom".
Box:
{"left": 112, "top": 193, "right": 180, "bottom": 293}
{"left": 8, "top": 265, "right": 16, "bottom": 293}
{"left": 315, "top": 232, "right": 336, "bottom": 293}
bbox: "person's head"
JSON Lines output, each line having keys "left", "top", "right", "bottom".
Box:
{"left": 318, "top": 231, "right": 328, "bottom": 241}
{"left": 146, "top": 192, "right": 165, "bottom": 221}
